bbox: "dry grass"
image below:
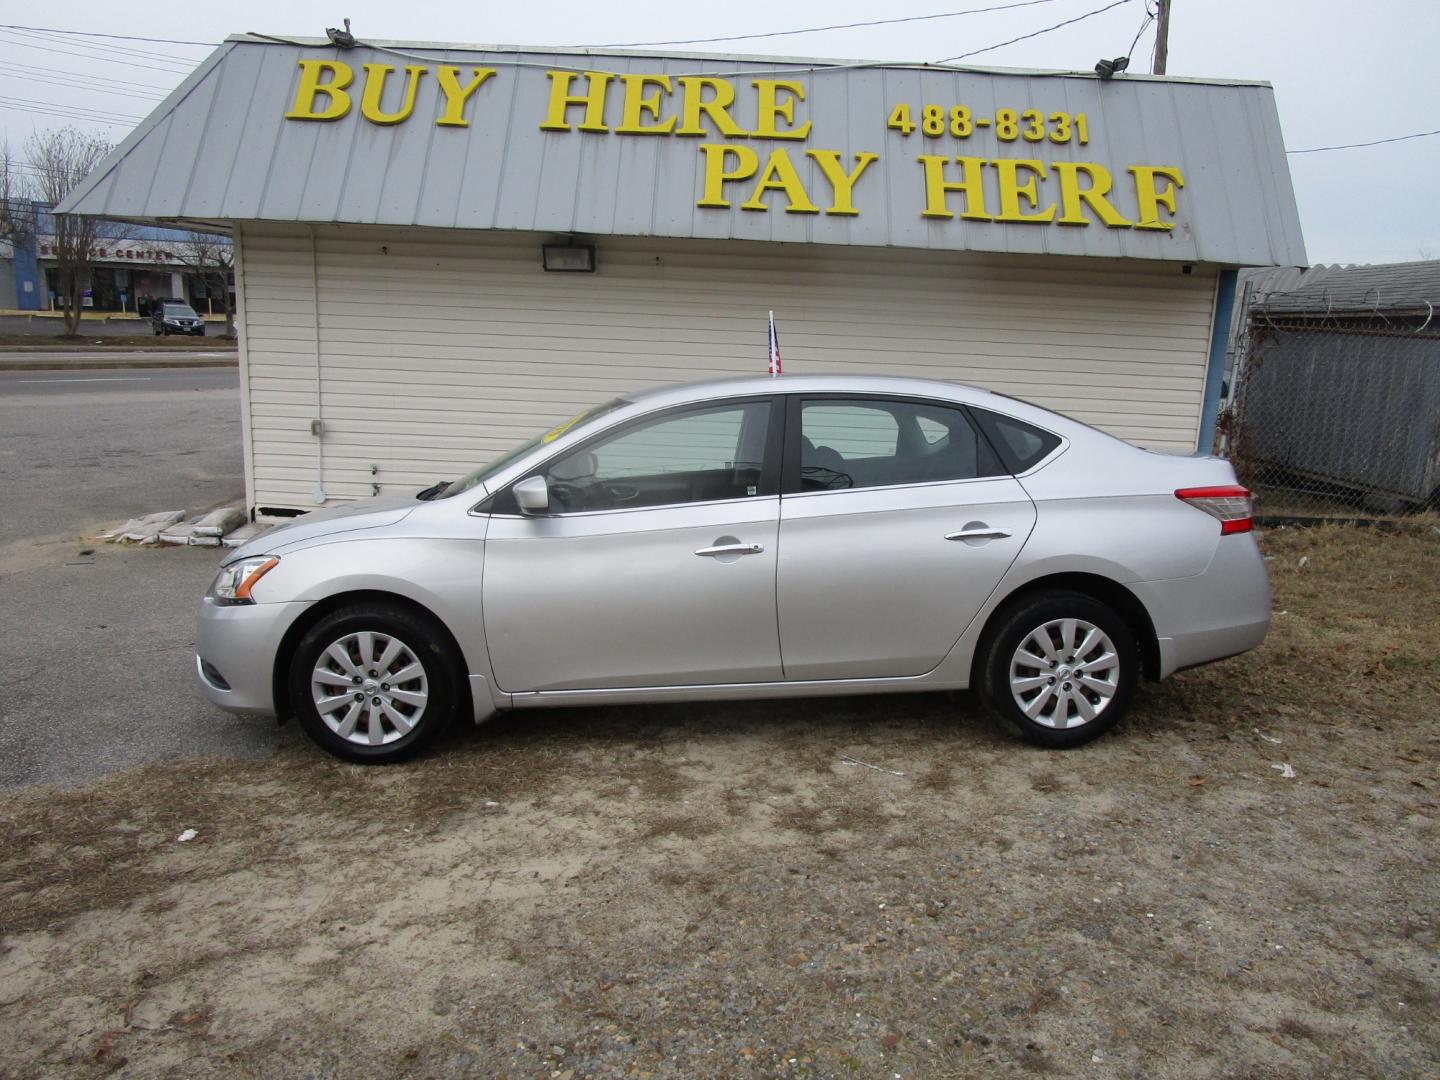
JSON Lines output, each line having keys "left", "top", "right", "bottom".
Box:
{"left": 1, "top": 524, "right": 1437, "bottom": 1079}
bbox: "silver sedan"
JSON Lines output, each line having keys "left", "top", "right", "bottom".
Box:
{"left": 196, "top": 375, "right": 1269, "bottom": 762}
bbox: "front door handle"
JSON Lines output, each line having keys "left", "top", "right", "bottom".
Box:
{"left": 695, "top": 542, "right": 765, "bottom": 557}
{"left": 945, "top": 527, "right": 1012, "bottom": 541}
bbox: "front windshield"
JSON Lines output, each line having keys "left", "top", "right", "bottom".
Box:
{"left": 442, "top": 397, "right": 628, "bottom": 498}
{"left": 165, "top": 304, "right": 199, "bottom": 318}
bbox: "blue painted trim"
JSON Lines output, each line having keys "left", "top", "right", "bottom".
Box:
{"left": 1197, "top": 268, "right": 1237, "bottom": 454}
{"left": 13, "top": 238, "right": 42, "bottom": 310}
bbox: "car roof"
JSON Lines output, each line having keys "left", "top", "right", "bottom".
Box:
{"left": 471, "top": 373, "right": 1139, "bottom": 501}
{"left": 625, "top": 373, "right": 993, "bottom": 407}
{"left": 617, "top": 373, "right": 1120, "bottom": 450}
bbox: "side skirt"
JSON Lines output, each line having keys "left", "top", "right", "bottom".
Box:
{"left": 504, "top": 672, "right": 969, "bottom": 710}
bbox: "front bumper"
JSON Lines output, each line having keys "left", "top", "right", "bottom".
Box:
{"left": 195, "top": 598, "right": 314, "bottom": 715}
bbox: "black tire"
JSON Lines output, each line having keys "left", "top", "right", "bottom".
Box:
{"left": 977, "top": 591, "right": 1138, "bottom": 749}
{"left": 289, "top": 603, "right": 459, "bottom": 763}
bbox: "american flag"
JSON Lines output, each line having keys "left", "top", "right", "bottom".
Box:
{"left": 767, "top": 310, "right": 782, "bottom": 377}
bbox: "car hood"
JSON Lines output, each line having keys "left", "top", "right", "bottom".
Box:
{"left": 224, "top": 492, "right": 423, "bottom": 563}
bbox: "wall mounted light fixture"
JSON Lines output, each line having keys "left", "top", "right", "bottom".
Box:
{"left": 541, "top": 242, "right": 596, "bottom": 272}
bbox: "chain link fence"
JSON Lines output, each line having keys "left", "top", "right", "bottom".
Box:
{"left": 1219, "top": 312, "right": 1440, "bottom": 519}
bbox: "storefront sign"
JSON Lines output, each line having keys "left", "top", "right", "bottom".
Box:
{"left": 284, "top": 61, "right": 1184, "bottom": 232}
{"left": 35, "top": 239, "right": 207, "bottom": 265}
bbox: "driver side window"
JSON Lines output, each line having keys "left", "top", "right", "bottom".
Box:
{"left": 542, "top": 401, "right": 770, "bottom": 512}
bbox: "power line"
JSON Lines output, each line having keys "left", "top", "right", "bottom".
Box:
{"left": 1125, "top": 2, "right": 1155, "bottom": 61}
{"left": 0, "top": 22, "right": 216, "bottom": 47}
{"left": 0, "top": 34, "right": 195, "bottom": 74}
{"left": 1287, "top": 128, "right": 1440, "bottom": 154}
{"left": 0, "top": 72, "right": 165, "bottom": 103}
{"left": 0, "top": 94, "right": 145, "bottom": 123}
{"left": 0, "top": 103, "right": 137, "bottom": 127}
{"left": 0, "top": 96, "right": 144, "bottom": 129}
{"left": 1, "top": 58, "right": 174, "bottom": 92}
{"left": 588, "top": 0, "right": 1072, "bottom": 49}
{"left": 1, "top": 26, "right": 200, "bottom": 67}
{"left": 935, "top": 0, "right": 1133, "bottom": 63}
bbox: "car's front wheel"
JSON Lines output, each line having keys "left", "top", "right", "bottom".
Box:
{"left": 289, "top": 604, "right": 458, "bottom": 763}
{"left": 977, "top": 592, "right": 1137, "bottom": 749}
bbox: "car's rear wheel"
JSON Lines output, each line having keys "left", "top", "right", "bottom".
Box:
{"left": 289, "top": 604, "right": 458, "bottom": 763}
{"left": 977, "top": 592, "right": 1137, "bottom": 749}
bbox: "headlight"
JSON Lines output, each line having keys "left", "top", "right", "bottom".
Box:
{"left": 209, "top": 556, "right": 279, "bottom": 605}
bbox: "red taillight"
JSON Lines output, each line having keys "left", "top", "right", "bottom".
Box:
{"left": 1175, "top": 485, "right": 1253, "bottom": 535}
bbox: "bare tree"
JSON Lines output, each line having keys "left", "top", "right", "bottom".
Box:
{"left": 23, "top": 127, "right": 114, "bottom": 335}
{"left": 175, "top": 230, "right": 236, "bottom": 338}
{"left": 0, "top": 143, "right": 37, "bottom": 250}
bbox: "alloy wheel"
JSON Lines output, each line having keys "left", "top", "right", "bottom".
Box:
{"left": 309, "top": 631, "right": 429, "bottom": 746}
{"left": 1007, "top": 617, "right": 1120, "bottom": 730}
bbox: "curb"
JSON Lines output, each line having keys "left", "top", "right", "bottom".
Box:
{"left": 0, "top": 344, "right": 238, "bottom": 353}
{"left": 0, "top": 357, "right": 238, "bottom": 371}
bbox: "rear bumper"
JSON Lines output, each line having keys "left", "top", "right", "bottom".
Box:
{"left": 1131, "top": 534, "right": 1271, "bottom": 679}
{"left": 195, "top": 598, "right": 314, "bottom": 715}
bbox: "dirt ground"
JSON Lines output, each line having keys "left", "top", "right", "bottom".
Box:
{"left": 1, "top": 525, "right": 1437, "bottom": 1079}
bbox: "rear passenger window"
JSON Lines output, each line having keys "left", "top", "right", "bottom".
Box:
{"left": 799, "top": 399, "right": 1003, "bottom": 491}
{"left": 802, "top": 405, "right": 899, "bottom": 458}
{"left": 971, "top": 408, "right": 1062, "bottom": 472}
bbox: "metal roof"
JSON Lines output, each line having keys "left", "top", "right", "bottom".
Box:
{"left": 61, "top": 37, "right": 1306, "bottom": 267}
{"left": 1244, "top": 260, "right": 1440, "bottom": 317}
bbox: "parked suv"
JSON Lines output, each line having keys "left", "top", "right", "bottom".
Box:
{"left": 152, "top": 301, "right": 205, "bottom": 336}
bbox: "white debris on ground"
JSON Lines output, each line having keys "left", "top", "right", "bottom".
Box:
{"left": 220, "top": 521, "right": 272, "bottom": 548}
{"left": 157, "top": 505, "right": 248, "bottom": 547}
{"left": 99, "top": 504, "right": 269, "bottom": 548}
{"left": 97, "top": 510, "right": 186, "bottom": 545}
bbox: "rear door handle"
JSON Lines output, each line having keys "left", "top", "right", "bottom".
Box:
{"left": 945, "top": 528, "right": 1012, "bottom": 541}
{"left": 694, "top": 542, "right": 765, "bottom": 557}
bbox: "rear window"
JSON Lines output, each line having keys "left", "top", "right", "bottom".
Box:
{"left": 971, "top": 408, "right": 1062, "bottom": 473}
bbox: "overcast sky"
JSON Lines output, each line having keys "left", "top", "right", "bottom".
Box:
{"left": 3, "top": 0, "right": 1435, "bottom": 264}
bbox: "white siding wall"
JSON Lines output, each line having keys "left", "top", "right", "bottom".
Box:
{"left": 237, "top": 222, "right": 1218, "bottom": 511}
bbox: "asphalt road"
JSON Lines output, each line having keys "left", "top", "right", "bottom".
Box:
{"left": 0, "top": 366, "right": 300, "bottom": 790}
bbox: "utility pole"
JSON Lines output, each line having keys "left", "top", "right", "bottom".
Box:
{"left": 1152, "top": 0, "right": 1170, "bottom": 75}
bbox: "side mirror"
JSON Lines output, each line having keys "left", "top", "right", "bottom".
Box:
{"left": 513, "top": 475, "right": 550, "bottom": 515}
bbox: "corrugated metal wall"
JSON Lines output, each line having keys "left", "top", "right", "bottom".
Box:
{"left": 238, "top": 221, "right": 1217, "bottom": 511}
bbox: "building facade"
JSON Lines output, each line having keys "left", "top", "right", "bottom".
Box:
{"left": 2, "top": 203, "right": 232, "bottom": 314}
{"left": 61, "top": 35, "right": 1305, "bottom": 516}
